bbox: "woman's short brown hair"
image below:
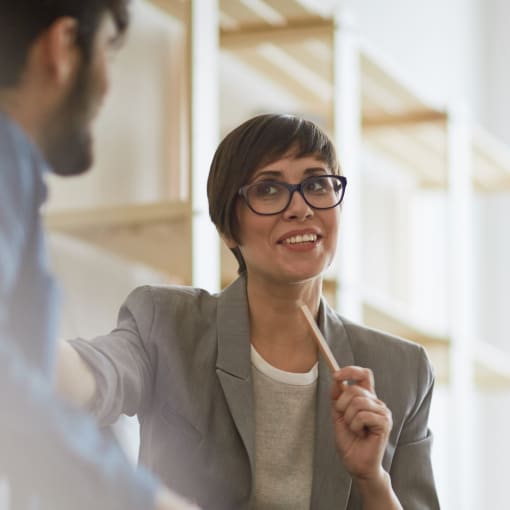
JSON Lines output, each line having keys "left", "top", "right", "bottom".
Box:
{"left": 207, "top": 113, "right": 341, "bottom": 274}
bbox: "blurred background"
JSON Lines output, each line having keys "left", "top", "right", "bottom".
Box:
{"left": 43, "top": 1, "right": 510, "bottom": 508}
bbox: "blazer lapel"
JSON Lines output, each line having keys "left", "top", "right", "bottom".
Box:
{"left": 310, "top": 298, "right": 355, "bottom": 510}
{"left": 215, "top": 276, "right": 255, "bottom": 473}
{"left": 215, "top": 280, "right": 356, "bottom": 507}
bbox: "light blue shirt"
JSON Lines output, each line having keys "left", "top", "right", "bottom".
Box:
{"left": 0, "top": 110, "right": 158, "bottom": 510}
{"left": 0, "top": 110, "right": 58, "bottom": 380}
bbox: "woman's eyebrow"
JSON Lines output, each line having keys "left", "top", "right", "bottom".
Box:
{"left": 253, "top": 166, "right": 328, "bottom": 179}
{"left": 303, "top": 167, "right": 329, "bottom": 175}
{"left": 251, "top": 170, "right": 283, "bottom": 180}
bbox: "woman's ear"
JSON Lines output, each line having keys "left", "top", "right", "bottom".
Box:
{"left": 220, "top": 232, "right": 238, "bottom": 250}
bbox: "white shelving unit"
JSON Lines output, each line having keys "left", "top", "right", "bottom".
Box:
{"left": 45, "top": 0, "right": 510, "bottom": 387}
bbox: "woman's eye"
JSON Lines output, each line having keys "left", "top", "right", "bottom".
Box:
{"left": 305, "top": 178, "right": 327, "bottom": 193}
{"left": 253, "top": 182, "right": 280, "bottom": 197}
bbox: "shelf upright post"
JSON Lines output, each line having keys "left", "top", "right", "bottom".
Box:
{"left": 332, "top": 7, "right": 363, "bottom": 322}
{"left": 189, "top": 0, "right": 221, "bottom": 291}
{"left": 446, "top": 107, "right": 477, "bottom": 510}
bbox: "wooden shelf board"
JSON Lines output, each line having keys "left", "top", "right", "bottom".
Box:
{"left": 362, "top": 109, "right": 446, "bottom": 129}
{"left": 361, "top": 292, "right": 448, "bottom": 347}
{"left": 228, "top": 47, "right": 332, "bottom": 109}
{"left": 359, "top": 41, "right": 444, "bottom": 117}
{"left": 44, "top": 200, "right": 190, "bottom": 231}
{"left": 472, "top": 126, "right": 510, "bottom": 192}
{"left": 56, "top": 222, "right": 190, "bottom": 283}
{"left": 146, "top": 0, "right": 187, "bottom": 21}
{"left": 475, "top": 341, "right": 510, "bottom": 389}
{"left": 261, "top": 0, "right": 321, "bottom": 21}
{"left": 363, "top": 132, "right": 447, "bottom": 187}
{"left": 220, "top": 18, "right": 332, "bottom": 50}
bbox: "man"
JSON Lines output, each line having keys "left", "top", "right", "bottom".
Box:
{"left": 0, "top": 1, "right": 198, "bottom": 509}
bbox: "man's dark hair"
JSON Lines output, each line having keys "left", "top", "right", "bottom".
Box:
{"left": 0, "top": 0, "right": 130, "bottom": 88}
{"left": 207, "top": 113, "right": 341, "bottom": 274}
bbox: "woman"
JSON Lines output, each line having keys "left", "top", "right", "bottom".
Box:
{"left": 58, "top": 114, "right": 440, "bottom": 509}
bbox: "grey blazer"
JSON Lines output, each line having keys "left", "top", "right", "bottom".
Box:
{"left": 71, "top": 275, "right": 440, "bottom": 509}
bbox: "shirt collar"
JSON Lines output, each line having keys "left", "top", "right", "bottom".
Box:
{"left": 0, "top": 109, "right": 51, "bottom": 177}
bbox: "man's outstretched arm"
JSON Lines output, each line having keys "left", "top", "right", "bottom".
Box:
{"left": 0, "top": 339, "right": 199, "bottom": 510}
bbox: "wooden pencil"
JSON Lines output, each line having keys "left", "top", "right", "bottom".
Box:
{"left": 299, "top": 303, "right": 340, "bottom": 372}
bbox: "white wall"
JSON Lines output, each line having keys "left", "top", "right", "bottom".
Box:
{"left": 477, "top": 194, "right": 510, "bottom": 354}
{"left": 481, "top": 0, "right": 510, "bottom": 145}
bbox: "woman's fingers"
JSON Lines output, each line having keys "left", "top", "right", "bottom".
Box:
{"left": 349, "top": 408, "right": 392, "bottom": 437}
{"left": 334, "top": 383, "right": 372, "bottom": 413}
{"left": 331, "top": 366, "right": 392, "bottom": 438}
{"left": 333, "top": 366, "right": 375, "bottom": 393}
{"left": 339, "top": 397, "right": 392, "bottom": 436}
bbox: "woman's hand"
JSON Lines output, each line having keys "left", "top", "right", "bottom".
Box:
{"left": 331, "top": 366, "right": 392, "bottom": 481}
{"left": 331, "top": 366, "right": 403, "bottom": 509}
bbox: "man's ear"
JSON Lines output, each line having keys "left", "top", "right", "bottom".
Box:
{"left": 42, "top": 17, "right": 80, "bottom": 86}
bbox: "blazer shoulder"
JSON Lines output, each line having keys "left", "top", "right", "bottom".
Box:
{"left": 342, "top": 315, "right": 423, "bottom": 351}
{"left": 125, "top": 283, "right": 217, "bottom": 309}
{"left": 333, "top": 315, "right": 435, "bottom": 427}
{"left": 336, "top": 314, "right": 434, "bottom": 384}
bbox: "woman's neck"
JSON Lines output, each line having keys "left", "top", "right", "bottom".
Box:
{"left": 246, "top": 275, "right": 322, "bottom": 372}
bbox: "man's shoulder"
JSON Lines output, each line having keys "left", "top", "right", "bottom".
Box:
{"left": 0, "top": 112, "right": 45, "bottom": 204}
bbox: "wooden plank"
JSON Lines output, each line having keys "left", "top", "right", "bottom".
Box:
{"left": 475, "top": 342, "right": 510, "bottom": 389}
{"left": 278, "top": 41, "right": 332, "bottom": 83}
{"left": 362, "top": 109, "right": 447, "bottom": 129}
{"left": 262, "top": 0, "right": 319, "bottom": 20}
{"left": 360, "top": 46, "right": 435, "bottom": 114}
{"left": 363, "top": 120, "right": 450, "bottom": 186}
{"left": 221, "top": 18, "right": 332, "bottom": 49}
{"left": 364, "top": 130, "right": 447, "bottom": 187}
{"left": 44, "top": 201, "right": 190, "bottom": 231}
{"left": 226, "top": 48, "right": 331, "bottom": 111}
{"left": 220, "top": 0, "right": 271, "bottom": 26}
{"left": 62, "top": 219, "right": 192, "bottom": 284}
{"left": 146, "top": 0, "right": 188, "bottom": 21}
{"left": 472, "top": 126, "right": 510, "bottom": 191}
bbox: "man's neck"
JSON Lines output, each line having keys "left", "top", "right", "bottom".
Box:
{"left": 0, "top": 89, "right": 44, "bottom": 150}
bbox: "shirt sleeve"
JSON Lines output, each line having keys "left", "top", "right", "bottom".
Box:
{"left": 389, "top": 346, "right": 441, "bottom": 510}
{"left": 0, "top": 139, "right": 28, "bottom": 311}
{"left": 0, "top": 338, "right": 159, "bottom": 510}
{"left": 0, "top": 124, "right": 58, "bottom": 377}
{"left": 69, "top": 285, "right": 157, "bottom": 425}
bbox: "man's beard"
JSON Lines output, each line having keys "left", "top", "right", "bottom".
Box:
{"left": 44, "top": 61, "right": 97, "bottom": 176}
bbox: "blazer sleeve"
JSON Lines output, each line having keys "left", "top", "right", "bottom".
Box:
{"left": 69, "top": 285, "right": 157, "bottom": 425}
{"left": 0, "top": 338, "right": 158, "bottom": 510}
{"left": 389, "top": 346, "right": 441, "bottom": 509}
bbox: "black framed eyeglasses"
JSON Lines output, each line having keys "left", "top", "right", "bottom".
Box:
{"left": 238, "top": 175, "right": 347, "bottom": 216}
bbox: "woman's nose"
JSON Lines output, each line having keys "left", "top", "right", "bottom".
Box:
{"left": 283, "top": 190, "right": 313, "bottom": 220}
